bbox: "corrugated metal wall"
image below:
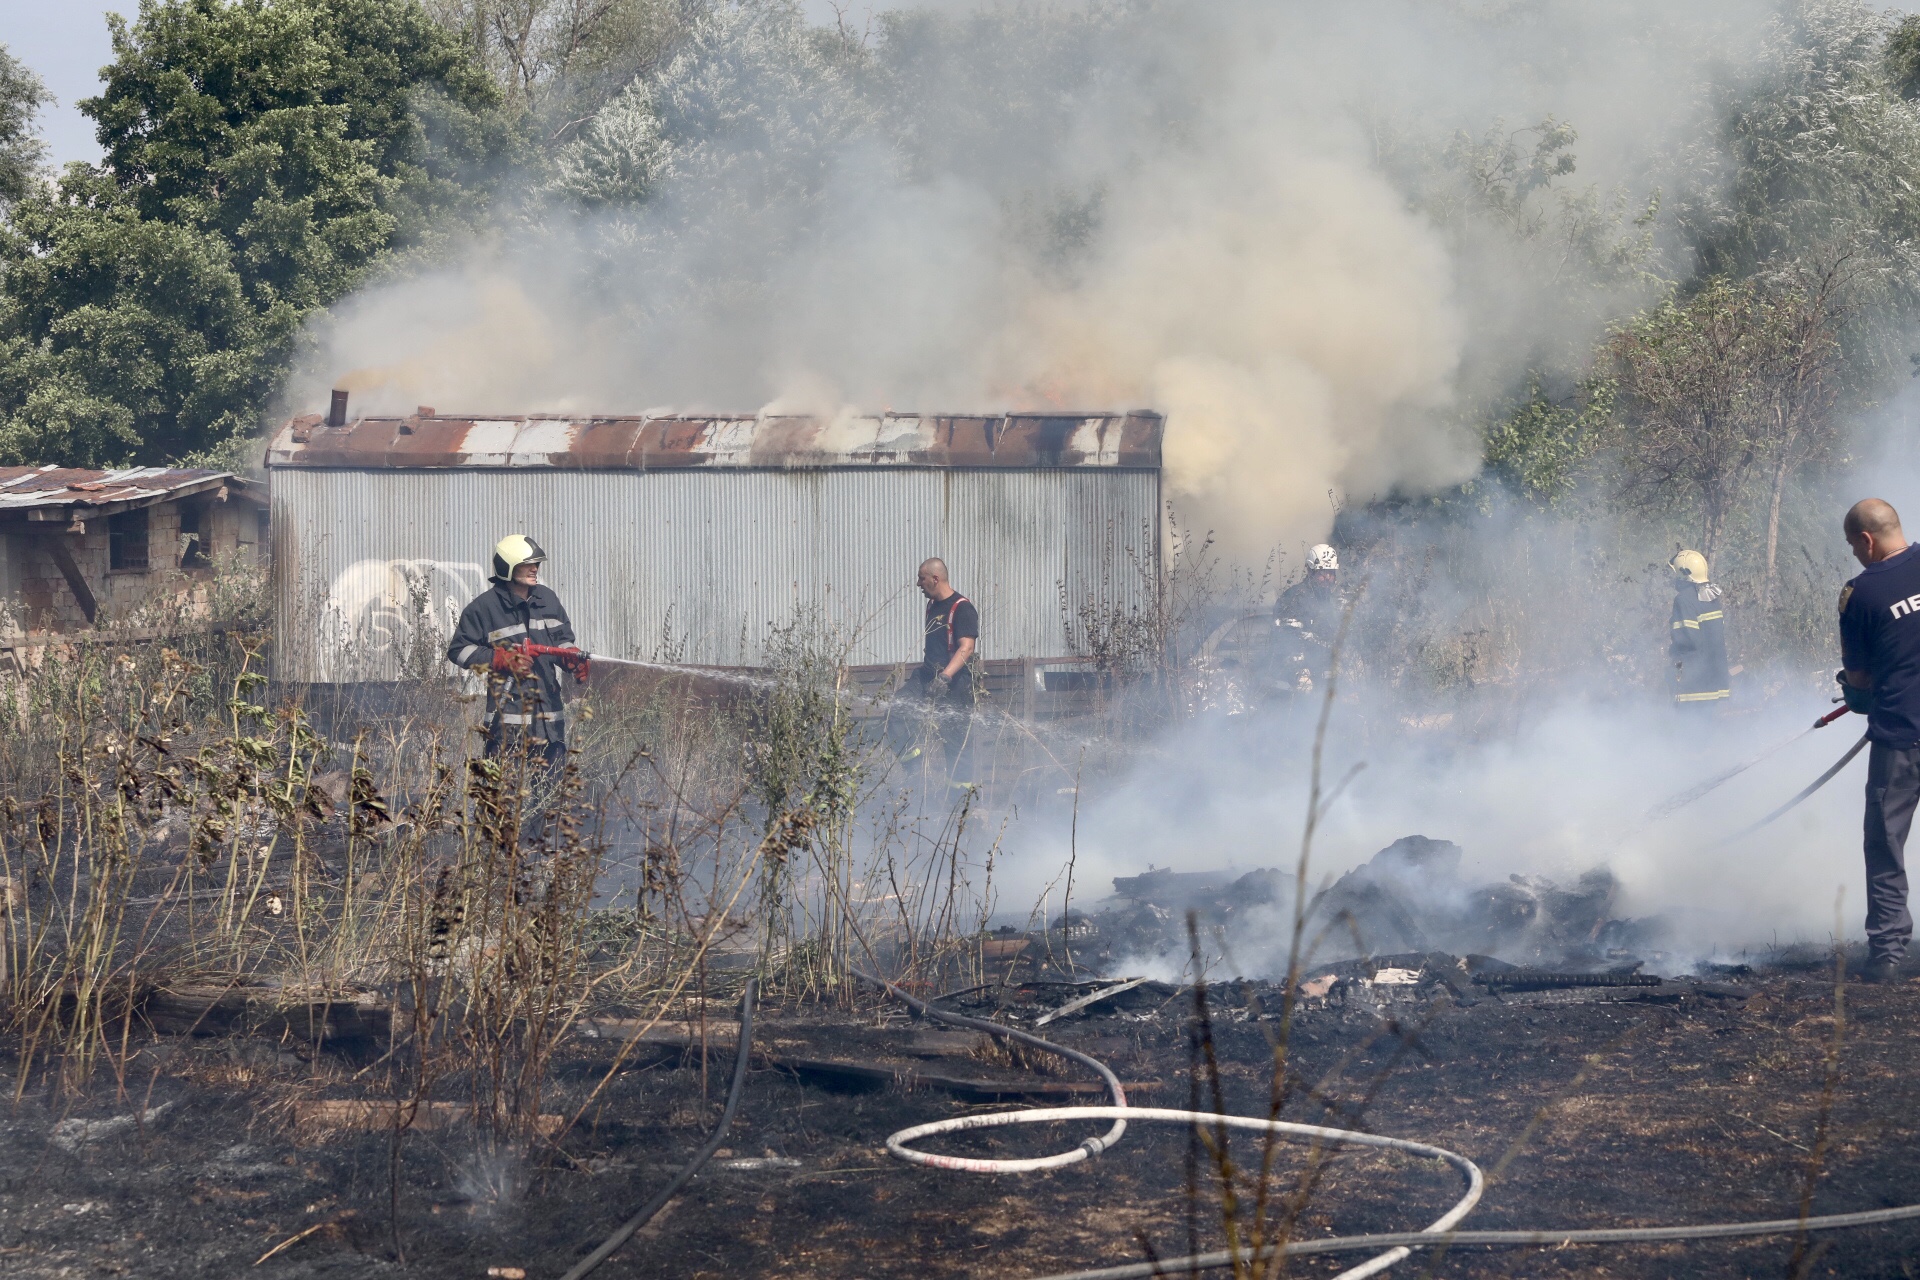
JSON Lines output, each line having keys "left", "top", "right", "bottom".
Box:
{"left": 271, "top": 469, "right": 1160, "bottom": 682}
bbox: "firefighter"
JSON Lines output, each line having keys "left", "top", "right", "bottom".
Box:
{"left": 446, "top": 534, "right": 579, "bottom": 765}
{"left": 1667, "top": 549, "right": 1731, "bottom": 709}
{"left": 1273, "top": 543, "right": 1345, "bottom": 691}
{"left": 894, "top": 557, "right": 979, "bottom": 787}
{"left": 1838, "top": 498, "right": 1920, "bottom": 983}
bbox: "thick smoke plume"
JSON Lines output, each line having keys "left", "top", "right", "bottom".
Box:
{"left": 296, "top": 1, "right": 1901, "bottom": 966}
{"left": 295, "top": 1, "right": 1774, "bottom": 555}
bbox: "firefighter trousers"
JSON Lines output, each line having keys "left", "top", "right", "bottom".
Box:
{"left": 1864, "top": 742, "right": 1920, "bottom": 963}
{"left": 885, "top": 671, "right": 976, "bottom": 783}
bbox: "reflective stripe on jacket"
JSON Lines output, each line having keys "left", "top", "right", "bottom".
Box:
{"left": 446, "top": 583, "right": 577, "bottom": 744}
{"left": 1669, "top": 583, "right": 1731, "bottom": 703}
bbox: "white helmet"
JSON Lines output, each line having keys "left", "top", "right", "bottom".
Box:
{"left": 490, "top": 533, "right": 548, "bottom": 583}
{"left": 1307, "top": 544, "right": 1339, "bottom": 573}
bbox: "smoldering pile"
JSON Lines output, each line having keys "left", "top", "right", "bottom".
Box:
{"left": 1076, "top": 835, "right": 1669, "bottom": 976}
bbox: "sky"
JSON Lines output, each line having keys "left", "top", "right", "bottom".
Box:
{"left": 0, "top": 1, "right": 121, "bottom": 167}
{"left": 0, "top": 1, "right": 980, "bottom": 170}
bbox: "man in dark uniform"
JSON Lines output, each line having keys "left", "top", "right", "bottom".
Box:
{"left": 446, "top": 534, "right": 581, "bottom": 766}
{"left": 1838, "top": 498, "right": 1920, "bottom": 983}
{"left": 1668, "top": 549, "right": 1731, "bottom": 709}
{"left": 898, "top": 557, "right": 979, "bottom": 787}
{"left": 1273, "top": 543, "right": 1345, "bottom": 692}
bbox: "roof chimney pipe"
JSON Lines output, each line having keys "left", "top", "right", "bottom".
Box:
{"left": 327, "top": 389, "right": 349, "bottom": 428}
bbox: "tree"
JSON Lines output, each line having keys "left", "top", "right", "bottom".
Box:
{"left": 0, "top": 172, "right": 266, "bottom": 466}
{"left": 1683, "top": 0, "right": 1920, "bottom": 287}
{"left": 1482, "top": 375, "right": 1615, "bottom": 508}
{"left": 1609, "top": 280, "right": 1775, "bottom": 563}
{"left": 0, "top": 44, "right": 47, "bottom": 207}
{"left": 549, "top": 0, "right": 873, "bottom": 243}
{"left": 1607, "top": 272, "right": 1848, "bottom": 600}
{"left": 549, "top": 76, "right": 673, "bottom": 205}
{"left": 1747, "top": 259, "right": 1851, "bottom": 607}
{"left": 85, "top": 0, "right": 506, "bottom": 305}
{"left": 0, "top": 0, "right": 509, "bottom": 467}
{"left": 421, "top": 0, "right": 682, "bottom": 136}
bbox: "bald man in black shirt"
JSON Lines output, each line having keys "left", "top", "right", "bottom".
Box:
{"left": 892, "top": 557, "right": 979, "bottom": 788}
{"left": 1839, "top": 498, "right": 1920, "bottom": 982}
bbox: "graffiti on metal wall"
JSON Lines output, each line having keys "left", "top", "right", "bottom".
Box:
{"left": 322, "top": 559, "right": 487, "bottom": 680}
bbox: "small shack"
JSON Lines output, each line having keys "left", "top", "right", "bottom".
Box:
{"left": 265, "top": 405, "right": 1164, "bottom": 688}
{"left": 0, "top": 466, "right": 266, "bottom": 635}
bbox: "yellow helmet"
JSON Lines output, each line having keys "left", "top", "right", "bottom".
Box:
{"left": 1670, "top": 549, "right": 1709, "bottom": 584}
{"left": 490, "top": 534, "right": 547, "bottom": 582}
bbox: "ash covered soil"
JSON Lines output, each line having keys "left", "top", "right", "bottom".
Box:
{"left": 4, "top": 967, "right": 1919, "bottom": 1280}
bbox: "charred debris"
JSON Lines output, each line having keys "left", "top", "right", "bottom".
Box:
{"left": 969, "top": 835, "right": 1758, "bottom": 1025}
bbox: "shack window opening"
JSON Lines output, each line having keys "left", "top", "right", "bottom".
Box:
{"left": 178, "top": 502, "right": 210, "bottom": 568}
{"left": 109, "top": 509, "right": 149, "bottom": 571}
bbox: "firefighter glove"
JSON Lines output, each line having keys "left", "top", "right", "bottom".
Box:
{"left": 491, "top": 644, "right": 533, "bottom": 678}
{"left": 1838, "top": 670, "right": 1876, "bottom": 715}
{"left": 929, "top": 672, "right": 953, "bottom": 697}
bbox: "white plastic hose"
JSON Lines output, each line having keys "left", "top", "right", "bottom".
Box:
{"left": 887, "top": 1104, "right": 1482, "bottom": 1280}
{"left": 851, "top": 967, "right": 1128, "bottom": 1172}
{"left": 1027, "top": 1199, "right": 1920, "bottom": 1280}
{"left": 858, "top": 972, "right": 1920, "bottom": 1279}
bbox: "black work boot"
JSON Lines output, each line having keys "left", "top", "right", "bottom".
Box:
{"left": 1862, "top": 956, "right": 1902, "bottom": 984}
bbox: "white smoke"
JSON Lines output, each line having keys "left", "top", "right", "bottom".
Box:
{"left": 294, "top": 0, "right": 1779, "bottom": 556}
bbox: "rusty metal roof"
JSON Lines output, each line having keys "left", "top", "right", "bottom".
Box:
{"left": 0, "top": 466, "right": 253, "bottom": 521}
{"left": 266, "top": 410, "right": 1163, "bottom": 471}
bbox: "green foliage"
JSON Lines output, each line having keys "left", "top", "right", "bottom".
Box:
{"left": 422, "top": 0, "right": 683, "bottom": 128}
{"left": 1605, "top": 268, "right": 1848, "bottom": 572}
{"left": 0, "top": 0, "right": 511, "bottom": 468}
{"left": 1482, "top": 375, "right": 1615, "bottom": 507}
{"left": 549, "top": 77, "right": 672, "bottom": 207}
{"left": 0, "top": 44, "right": 47, "bottom": 207}
{"left": 1887, "top": 15, "right": 1920, "bottom": 100}
{"left": 1437, "top": 116, "right": 1579, "bottom": 236}
{"left": 1687, "top": 1, "right": 1920, "bottom": 286}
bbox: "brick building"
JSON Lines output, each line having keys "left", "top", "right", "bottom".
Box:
{"left": 0, "top": 466, "right": 266, "bottom": 636}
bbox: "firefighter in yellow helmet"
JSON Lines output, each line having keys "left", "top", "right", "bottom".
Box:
{"left": 1668, "top": 549, "right": 1731, "bottom": 709}
{"left": 446, "top": 535, "right": 580, "bottom": 763}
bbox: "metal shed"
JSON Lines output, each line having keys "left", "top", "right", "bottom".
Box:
{"left": 265, "top": 407, "right": 1164, "bottom": 683}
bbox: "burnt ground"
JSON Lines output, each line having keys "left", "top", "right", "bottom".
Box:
{"left": 4, "top": 967, "right": 1920, "bottom": 1280}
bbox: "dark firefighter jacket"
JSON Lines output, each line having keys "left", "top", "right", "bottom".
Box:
{"left": 1273, "top": 576, "right": 1346, "bottom": 684}
{"left": 1274, "top": 576, "right": 1345, "bottom": 640}
{"left": 446, "top": 583, "right": 577, "bottom": 746}
{"left": 1669, "top": 582, "right": 1731, "bottom": 704}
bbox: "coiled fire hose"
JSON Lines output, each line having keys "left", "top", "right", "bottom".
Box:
{"left": 561, "top": 978, "right": 758, "bottom": 1280}
{"left": 852, "top": 971, "right": 1920, "bottom": 1279}
{"left": 851, "top": 969, "right": 1477, "bottom": 1280}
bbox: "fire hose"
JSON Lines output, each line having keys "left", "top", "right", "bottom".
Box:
{"left": 1646, "top": 703, "right": 1853, "bottom": 824}
{"left": 491, "top": 641, "right": 593, "bottom": 680}
{"left": 490, "top": 644, "right": 791, "bottom": 691}
{"left": 850, "top": 970, "right": 1920, "bottom": 1279}
{"left": 1718, "top": 728, "right": 1870, "bottom": 844}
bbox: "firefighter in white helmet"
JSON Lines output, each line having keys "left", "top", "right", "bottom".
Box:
{"left": 1668, "top": 549, "right": 1731, "bottom": 710}
{"left": 446, "top": 534, "right": 581, "bottom": 764}
{"left": 1273, "top": 543, "right": 1346, "bottom": 691}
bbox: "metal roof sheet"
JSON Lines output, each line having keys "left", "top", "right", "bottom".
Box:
{"left": 266, "top": 410, "right": 1163, "bottom": 471}
{"left": 0, "top": 465, "right": 247, "bottom": 517}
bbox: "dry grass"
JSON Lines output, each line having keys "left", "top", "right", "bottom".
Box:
{"left": 0, "top": 587, "right": 1016, "bottom": 1121}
